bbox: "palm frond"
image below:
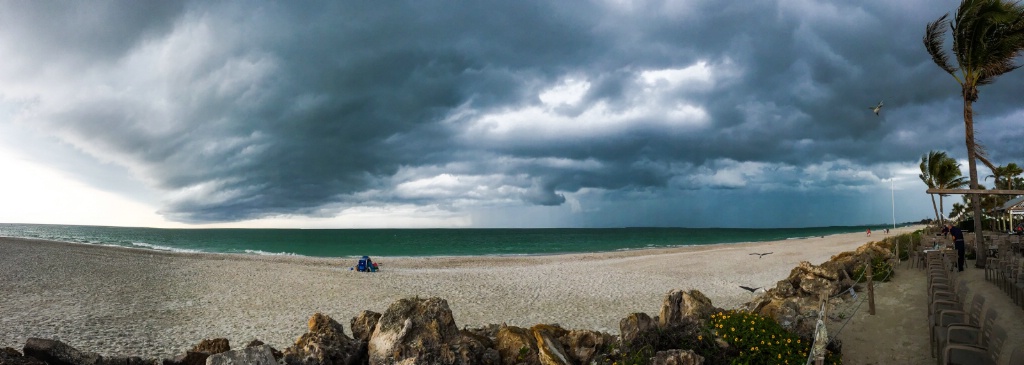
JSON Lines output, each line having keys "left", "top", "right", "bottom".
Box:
{"left": 958, "top": 0, "right": 1024, "bottom": 85}
{"left": 925, "top": 13, "right": 958, "bottom": 74}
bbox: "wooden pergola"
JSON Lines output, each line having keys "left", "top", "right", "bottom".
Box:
{"left": 925, "top": 188, "right": 1024, "bottom": 268}
{"left": 926, "top": 188, "right": 1024, "bottom": 224}
{"left": 925, "top": 189, "right": 1024, "bottom": 195}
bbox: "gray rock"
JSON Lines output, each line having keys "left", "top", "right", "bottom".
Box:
{"left": 243, "top": 341, "right": 281, "bottom": 361}
{"left": 558, "top": 329, "right": 613, "bottom": 365}
{"left": 651, "top": 349, "right": 704, "bottom": 365}
{"left": 658, "top": 290, "right": 715, "bottom": 329}
{"left": 454, "top": 331, "right": 499, "bottom": 365}
{"left": 23, "top": 338, "right": 101, "bottom": 365}
{"left": 191, "top": 339, "right": 230, "bottom": 355}
{"left": 349, "top": 311, "right": 381, "bottom": 343}
{"left": 281, "top": 313, "right": 363, "bottom": 365}
{"left": 0, "top": 347, "right": 46, "bottom": 365}
{"left": 494, "top": 325, "right": 539, "bottom": 365}
{"left": 163, "top": 352, "right": 212, "bottom": 365}
{"left": 206, "top": 345, "right": 277, "bottom": 365}
{"left": 530, "top": 325, "right": 569, "bottom": 365}
{"left": 618, "top": 312, "right": 655, "bottom": 345}
{"left": 368, "top": 297, "right": 497, "bottom": 365}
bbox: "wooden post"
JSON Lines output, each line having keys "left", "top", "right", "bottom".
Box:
{"left": 815, "top": 290, "right": 828, "bottom": 365}
{"left": 896, "top": 241, "right": 901, "bottom": 270}
{"left": 867, "top": 263, "right": 875, "bottom": 315}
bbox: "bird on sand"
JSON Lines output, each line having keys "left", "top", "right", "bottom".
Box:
{"left": 739, "top": 285, "right": 766, "bottom": 294}
{"left": 869, "top": 101, "right": 884, "bottom": 115}
{"left": 749, "top": 252, "right": 773, "bottom": 258}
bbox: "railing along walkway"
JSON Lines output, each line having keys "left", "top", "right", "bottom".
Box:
{"left": 834, "top": 256, "right": 1024, "bottom": 364}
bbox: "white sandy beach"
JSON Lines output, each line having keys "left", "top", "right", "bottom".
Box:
{"left": 0, "top": 227, "right": 920, "bottom": 360}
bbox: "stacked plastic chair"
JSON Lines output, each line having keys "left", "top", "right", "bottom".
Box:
{"left": 939, "top": 317, "right": 1008, "bottom": 365}
{"left": 931, "top": 292, "right": 985, "bottom": 359}
{"left": 927, "top": 250, "right": 958, "bottom": 298}
{"left": 998, "top": 251, "right": 1020, "bottom": 301}
{"left": 1011, "top": 259, "right": 1024, "bottom": 309}
{"left": 926, "top": 249, "right": 961, "bottom": 356}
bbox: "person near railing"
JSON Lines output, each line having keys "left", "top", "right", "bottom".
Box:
{"left": 947, "top": 223, "right": 966, "bottom": 272}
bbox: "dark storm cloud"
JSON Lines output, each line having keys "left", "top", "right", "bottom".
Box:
{"left": 2, "top": 0, "right": 1020, "bottom": 225}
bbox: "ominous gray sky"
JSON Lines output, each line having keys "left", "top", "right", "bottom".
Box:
{"left": 1, "top": 0, "right": 1020, "bottom": 228}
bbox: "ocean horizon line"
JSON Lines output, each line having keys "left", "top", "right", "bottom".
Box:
{"left": 0, "top": 222, "right": 919, "bottom": 259}
{"left": 0, "top": 221, "right": 917, "bottom": 229}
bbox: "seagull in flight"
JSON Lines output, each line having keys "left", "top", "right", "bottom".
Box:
{"left": 749, "top": 252, "right": 773, "bottom": 258}
{"left": 869, "top": 101, "right": 884, "bottom": 116}
{"left": 739, "top": 285, "right": 767, "bottom": 294}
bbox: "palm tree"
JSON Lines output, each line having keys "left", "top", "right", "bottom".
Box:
{"left": 920, "top": 151, "right": 946, "bottom": 225}
{"left": 937, "top": 157, "right": 970, "bottom": 225}
{"left": 950, "top": 201, "right": 968, "bottom": 221}
{"left": 923, "top": 0, "right": 1024, "bottom": 268}
{"left": 920, "top": 151, "right": 969, "bottom": 226}
{"left": 986, "top": 163, "right": 1024, "bottom": 190}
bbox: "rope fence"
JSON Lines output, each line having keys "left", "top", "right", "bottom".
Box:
{"left": 804, "top": 235, "right": 904, "bottom": 365}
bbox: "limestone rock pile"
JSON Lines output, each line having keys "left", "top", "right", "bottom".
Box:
{"left": 741, "top": 239, "right": 894, "bottom": 338}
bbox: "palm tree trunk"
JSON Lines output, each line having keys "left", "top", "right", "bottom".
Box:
{"left": 965, "top": 96, "right": 986, "bottom": 268}
{"left": 931, "top": 194, "right": 941, "bottom": 226}
{"left": 939, "top": 195, "right": 946, "bottom": 226}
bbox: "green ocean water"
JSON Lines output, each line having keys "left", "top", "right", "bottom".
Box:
{"left": 0, "top": 223, "right": 907, "bottom": 258}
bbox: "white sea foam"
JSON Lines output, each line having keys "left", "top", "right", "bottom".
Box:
{"left": 131, "top": 242, "right": 202, "bottom": 254}
{"left": 243, "top": 249, "right": 297, "bottom": 256}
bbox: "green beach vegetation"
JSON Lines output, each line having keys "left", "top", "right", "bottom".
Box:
{"left": 602, "top": 311, "right": 840, "bottom": 365}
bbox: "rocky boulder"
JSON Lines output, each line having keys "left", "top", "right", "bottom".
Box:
{"left": 530, "top": 325, "right": 569, "bottom": 365}
{"left": 741, "top": 240, "right": 894, "bottom": 337}
{"left": 618, "top": 312, "right": 656, "bottom": 345}
{"left": 651, "top": 349, "right": 704, "bottom": 365}
{"left": 22, "top": 338, "right": 154, "bottom": 365}
{"left": 558, "top": 329, "right": 613, "bottom": 365}
{"left": 243, "top": 341, "right": 282, "bottom": 361}
{"left": 162, "top": 338, "right": 232, "bottom": 365}
{"left": 23, "top": 338, "right": 100, "bottom": 365}
{"left": 493, "top": 325, "right": 538, "bottom": 365}
{"left": 0, "top": 347, "right": 46, "bottom": 365}
{"left": 453, "top": 330, "right": 500, "bottom": 365}
{"left": 206, "top": 345, "right": 277, "bottom": 365}
{"left": 658, "top": 290, "right": 715, "bottom": 328}
{"left": 190, "top": 339, "right": 230, "bottom": 355}
{"left": 163, "top": 351, "right": 210, "bottom": 365}
{"left": 368, "top": 297, "right": 497, "bottom": 365}
{"left": 351, "top": 310, "right": 382, "bottom": 343}
{"left": 282, "top": 312, "right": 365, "bottom": 365}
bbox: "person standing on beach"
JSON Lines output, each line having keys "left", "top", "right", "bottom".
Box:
{"left": 866, "top": 228, "right": 871, "bottom": 236}
{"left": 947, "top": 223, "right": 965, "bottom": 271}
